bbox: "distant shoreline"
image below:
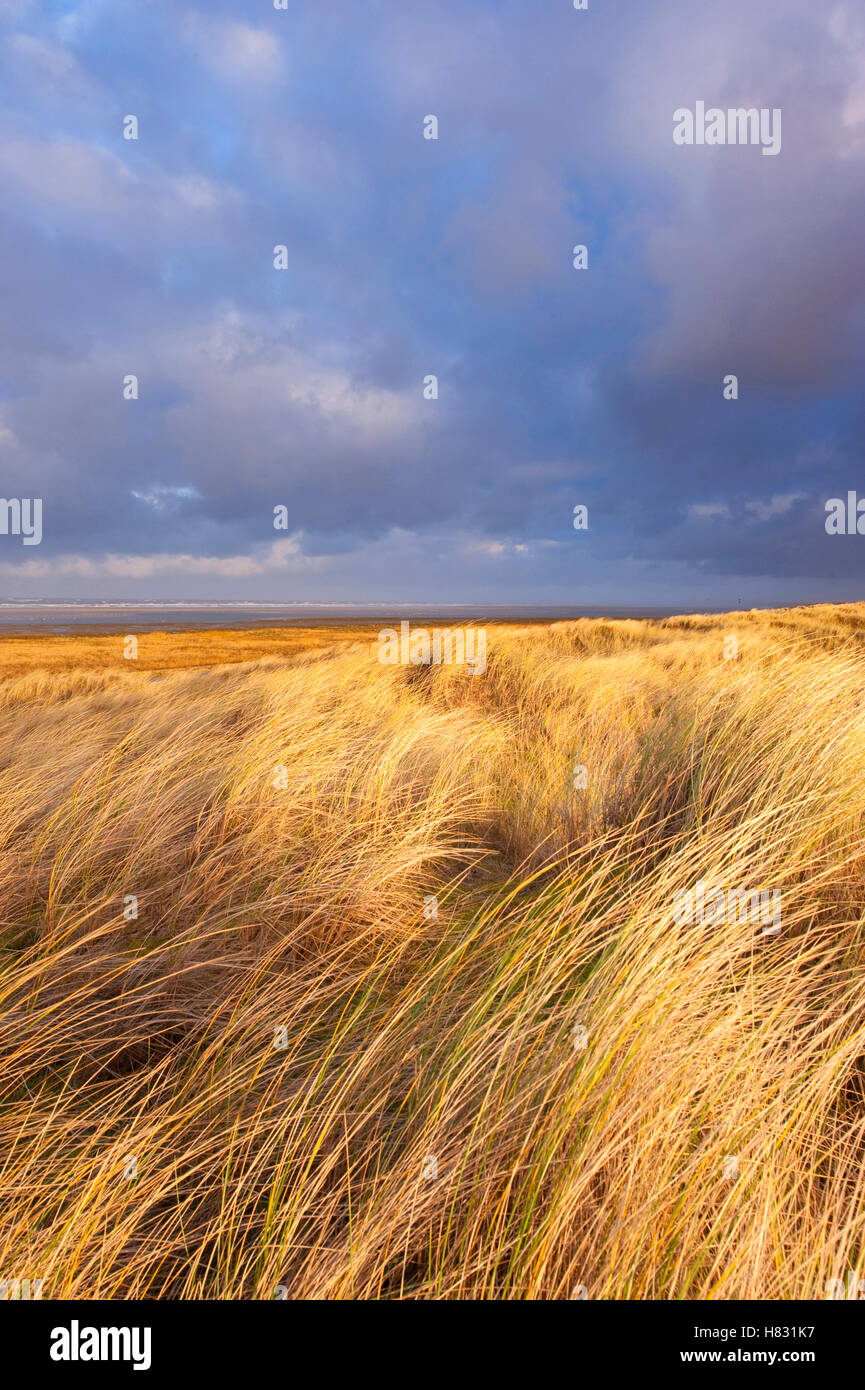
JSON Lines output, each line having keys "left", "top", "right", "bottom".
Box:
{"left": 0, "top": 601, "right": 727, "bottom": 636}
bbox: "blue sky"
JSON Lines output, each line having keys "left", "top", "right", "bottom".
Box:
{"left": 0, "top": 0, "right": 863, "bottom": 604}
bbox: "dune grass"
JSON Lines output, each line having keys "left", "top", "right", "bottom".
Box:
{"left": 0, "top": 603, "right": 864, "bottom": 1299}
{"left": 0, "top": 623, "right": 383, "bottom": 679}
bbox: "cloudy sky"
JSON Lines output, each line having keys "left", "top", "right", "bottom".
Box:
{"left": 0, "top": 0, "right": 863, "bottom": 605}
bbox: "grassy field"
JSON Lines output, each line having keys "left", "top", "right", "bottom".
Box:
{"left": 1, "top": 603, "right": 864, "bottom": 1299}
{"left": 0, "top": 624, "right": 383, "bottom": 679}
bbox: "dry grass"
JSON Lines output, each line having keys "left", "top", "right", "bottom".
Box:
{"left": 0, "top": 624, "right": 383, "bottom": 679}
{"left": 0, "top": 602, "right": 864, "bottom": 1299}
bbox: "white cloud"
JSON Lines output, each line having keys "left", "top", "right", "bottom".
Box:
{"left": 0, "top": 535, "right": 326, "bottom": 579}
{"left": 0, "top": 136, "right": 237, "bottom": 239}
{"left": 744, "top": 492, "right": 807, "bottom": 522}
{"left": 464, "top": 539, "right": 530, "bottom": 557}
{"left": 688, "top": 494, "right": 806, "bottom": 525}
{"left": 183, "top": 13, "right": 284, "bottom": 82}
{"left": 132, "top": 486, "right": 199, "bottom": 511}
{"left": 155, "top": 306, "right": 417, "bottom": 453}
{"left": 688, "top": 503, "right": 732, "bottom": 522}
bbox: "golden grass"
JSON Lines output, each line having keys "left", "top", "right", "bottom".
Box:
{"left": 0, "top": 624, "right": 382, "bottom": 679}
{"left": 0, "top": 602, "right": 864, "bottom": 1299}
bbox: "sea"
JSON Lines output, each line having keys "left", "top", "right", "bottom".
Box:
{"left": 0, "top": 601, "right": 706, "bottom": 635}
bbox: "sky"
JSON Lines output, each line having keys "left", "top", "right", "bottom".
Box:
{"left": 0, "top": 0, "right": 863, "bottom": 606}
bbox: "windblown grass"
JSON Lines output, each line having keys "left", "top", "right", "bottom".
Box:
{"left": 0, "top": 603, "right": 864, "bottom": 1299}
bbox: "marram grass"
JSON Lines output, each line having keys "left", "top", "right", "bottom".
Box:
{"left": 0, "top": 604, "right": 864, "bottom": 1299}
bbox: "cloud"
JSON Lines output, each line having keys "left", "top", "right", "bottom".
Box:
{"left": 464, "top": 539, "right": 530, "bottom": 557}
{"left": 0, "top": 136, "right": 238, "bottom": 241}
{"left": 618, "top": 2, "right": 865, "bottom": 386}
{"left": 0, "top": 0, "right": 861, "bottom": 603}
{"left": 6, "top": 33, "right": 99, "bottom": 102}
{"left": 745, "top": 492, "right": 807, "bottom": 522}
{"left": 132, "top": 486, "right": 200, "bottom": 511}
{"left": 0, "top": 536, "right": 326, "bottom": 579}
{"left": 182, "top": 13, "right": 284, "bottom": 83}
{"left": 688, "top": 503, "right": 733, "bottom": 522}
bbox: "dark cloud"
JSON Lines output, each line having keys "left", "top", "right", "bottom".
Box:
{"left": 0, "top": 0, "right": 862, "bottom": 602}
